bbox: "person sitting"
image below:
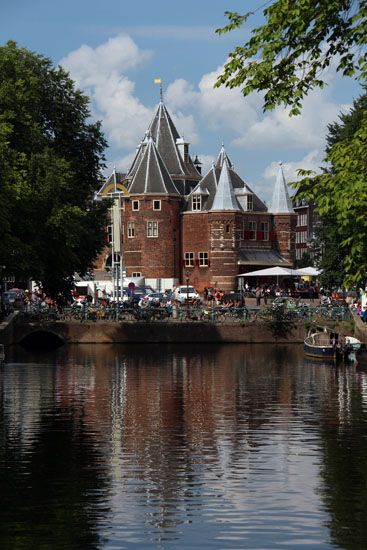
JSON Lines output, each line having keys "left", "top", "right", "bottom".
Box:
{"left": 361, "top": 307, "right": 367, "bottom": 322}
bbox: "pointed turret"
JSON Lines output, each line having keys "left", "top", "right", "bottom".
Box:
{"left": 127, "top": 100, "right": 201, "bottom": 189}
{"left": 215, "top": 143, "right": 233, "bottom": 170}
{"left": 269, "top": 162, "right": 294, "bottom": 214}
{"left": 211, "top": 159, "right": 240, "bottom": 211}
{"left": 129, "top": 136, "right": 179, "bottom": 195}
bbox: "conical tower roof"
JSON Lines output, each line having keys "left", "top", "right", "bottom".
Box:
{"left": 129, "top": 136, "right": 179, "bottom": 195}
{"left": 269, "top": 162, "right": 294, "bottom": 214}
{"left": 215, "top": 144, "right": 233, "bottom": 170}
{"left": 211, "top": 159, "right": 240, "bottom": 211}
{"left": 128, "top": 101, "right": 200, "bottom": 181}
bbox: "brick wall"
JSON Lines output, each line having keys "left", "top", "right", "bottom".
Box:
{"left": 123, "top": 195, "right": 181, "bottom": 278}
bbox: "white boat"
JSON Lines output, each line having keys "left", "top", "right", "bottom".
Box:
{"left": 345, "top": 336, "right": 362, "bottom": 350}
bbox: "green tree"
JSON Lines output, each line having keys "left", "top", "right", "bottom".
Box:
{"left": 0, "top": 41, "right": 110, "bottom": 295}
{"left": 215, "top": 0, "right": 366, "bottom": 115}
{"left": 296, "top": 94, "right": 367, "bottom": 285}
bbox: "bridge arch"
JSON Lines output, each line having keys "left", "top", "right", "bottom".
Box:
{"left": 19, "top": 329, "right": 65, "bottom": 349}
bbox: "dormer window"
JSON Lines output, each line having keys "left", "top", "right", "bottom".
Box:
{"left": 246, "top": 195, "right": 253, "bottom": 211}
{"left": 192, "top": 195, "right": 201, "bottom": 211}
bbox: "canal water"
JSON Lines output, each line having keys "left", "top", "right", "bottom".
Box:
{"left": 1, "top": 343, "right": 367, "bottom": 549}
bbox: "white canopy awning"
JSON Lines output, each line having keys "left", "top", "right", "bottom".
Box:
{"left": 237, "top": 266, "right": 296, "bottom": 277}
{"left": 293, "top": 267, "right": 321, "bottom": 276}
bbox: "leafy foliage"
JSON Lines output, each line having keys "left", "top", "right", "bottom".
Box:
{"left": 294, "top": 94, "right": 367, "bottom": 286}
{"left": 0, "top": 42, "right": 110, "bottom": 295}
{"left": 215, "top": 1, "right": 366, "bottom": 114}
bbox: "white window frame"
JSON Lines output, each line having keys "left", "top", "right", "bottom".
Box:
{"left": 198, "top": 252, "right": 209, "bottom": 267}
{"left": 147, "top": 220, "right": 158, "bottom": 238}
{"left": 132, "top": 200, "right": 140, "bottom": 211}
{"left": 248, "top": 221, "right": 256, "bottom": 240}
{"left": 260, "top": 221, "right": 269, "bottom": 241}
{"left": 185, "top": 252, "right": 194, "bottom": 267}
{"left": 246, "top": 195, "right": 253, "bottom": 211}
{"left": 132, "top": 272, "right": 141, "bottom": 277}
{"left": 153, "top": 200, "right": 161, "bottom": 211}
{"left": 127, "top": 221, "right": 135, "bottom": 238}
{"left": 192, "top": 195, "right": 202, "bottom": 211}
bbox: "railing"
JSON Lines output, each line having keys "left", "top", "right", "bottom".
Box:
{"left": 18, "top": 304, "right": 353, "bottom": 324}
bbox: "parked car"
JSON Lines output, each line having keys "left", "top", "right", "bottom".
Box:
{"left": 173, "top": 286, "right": 201, "bottom": 303}
{"left": 143, "top": 292, "right": 167, "bottom": 304}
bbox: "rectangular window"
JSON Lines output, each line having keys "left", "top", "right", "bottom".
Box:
{"left": 132, "top": 272, "right": 141, "bottom": 277}
{"left": 147, "top": 221, "right": 158, "bottom": 237}
{"left": 192, "top": 195, "right": 202, "bottom": 211}
{"left": 107, "top": 225, "right": 113, "bottom": 243}
{"left": 246, "top": 195, "right": 253, "bottom": 211}
{"left": 127, "top": 221, "right": 135, "bottom": 238}
{"left": 185, "top": 252, "right": 194, "bottom": 267}
{"left": 297, "top": 213, "right": 307, "bottom": 226}
{"left": 132, "top": 200, "right": 139, "bottom": 211}
{"left": 260, "top": 221, "right": 269, "bottom": 241}
{"left": 198, "top": 252, "right": 209, "bottom": 267}
{"left": 153, "top": 200, "right": 161, "bottom": 210}
{"left": 248, "top": 221, "right": 256, "bottom": 240}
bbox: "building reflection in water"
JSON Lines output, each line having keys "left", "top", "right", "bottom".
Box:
{"left": 1, "top": 343, "right": 367, "bottom": 548}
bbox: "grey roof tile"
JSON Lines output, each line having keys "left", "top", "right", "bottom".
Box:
{"left": 129, "top": 137, "right": 179, "bottom": 195}
{"left": 269, "top": 163, "right": 295, "bottom": 214}
{"left": 211, "top": 159, "right": 240, "bottom": 211}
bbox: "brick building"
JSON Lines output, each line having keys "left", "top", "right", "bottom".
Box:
{"left": 96, "top": 98, "right": 296, "bottom": 292}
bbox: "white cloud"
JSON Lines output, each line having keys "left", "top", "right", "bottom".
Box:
{"left": 197, "top": 66, "right": 261, "bottom": 134}
{"left": 263, "top": 150, "right": 324, "bottom": 184}
{"left": 165, "top": 79, "right": 199, "bottom": 109}
{"left": 233, "top": 92, "right": 349, "bottom": 151}
{"left": 254, "top": 150, "right": 325, "bottom": 203}
{"left": 60, "top": 35, "right": 154, "bottom": 150}
{"left": 60, "top": 34, "right": 152, "bottom": 88}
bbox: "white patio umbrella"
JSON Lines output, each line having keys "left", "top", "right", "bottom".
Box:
{"left": 293, "top": 267, "right": 321, "bottom": 276}
{"left": 237, "top": 266, "right": 296, "bottom": 285}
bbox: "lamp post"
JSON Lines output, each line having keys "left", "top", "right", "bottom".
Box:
{"left": 185, "top": 269, "right": 190, "bottom": 302}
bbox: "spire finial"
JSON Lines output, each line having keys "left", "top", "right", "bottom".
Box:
{"left": 154, "top": 78, "right": 163, "bottom": 102}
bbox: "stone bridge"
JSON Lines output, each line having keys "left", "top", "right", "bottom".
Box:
{"left": 1, "top": 316, "right": 309, "bottom": 347}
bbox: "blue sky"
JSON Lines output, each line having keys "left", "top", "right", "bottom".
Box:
{"left": 1, "top": 0, "right": 362, "bottom": 203}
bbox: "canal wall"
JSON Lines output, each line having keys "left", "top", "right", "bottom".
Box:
{"left": 1, "top": 314, "right": 359, "bottom": 346}
{"left": 9, "top": 318, "right": 317, "bottom": 345}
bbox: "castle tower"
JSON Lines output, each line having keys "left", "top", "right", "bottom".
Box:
{"left": 269, "top": 163, "right": 296, "bottom": 264}
{"left": 123, "top": 136, "right": 182, "bottom": 286}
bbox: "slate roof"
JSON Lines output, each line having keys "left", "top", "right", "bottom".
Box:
{"left": 183, "top": 165, "right": 219, "bottom": 212}
{"left": 215, "top": 144, "right": 233, "bottom": 170}
{"left": 128, "top": 136, "right": 179, "bottom": 195}
{"left": 211, "top": 159, "right": 241, "bottom": 211}
{"left": 97, "top": 170, "right": 127, "bottom": 197}
{"left": 269, "top": 163, "right": 294, "bottom": 214}
{"left": 238, "top": 249, "right": 292, "bottom": 266}
{"left": 128, "top": 102, "right": 200, "bottom": 182}
{"left": 184, "top": 145, "right": 268, "bottom": 213}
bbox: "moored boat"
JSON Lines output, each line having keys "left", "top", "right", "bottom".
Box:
{"left": 304, "top": 326, "right": 341, "bottom": 361}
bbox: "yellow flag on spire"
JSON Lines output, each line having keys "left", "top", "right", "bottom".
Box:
{"left": 154, "top": 78, "right": 161, "bottom": 84}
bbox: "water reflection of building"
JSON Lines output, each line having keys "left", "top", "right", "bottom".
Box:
{"left": 3, "top": 346, "right": 367, "bottom": 547}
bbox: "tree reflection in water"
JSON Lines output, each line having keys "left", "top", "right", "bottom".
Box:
{"left": 1, "top": 343, "right": 367, "bottom": 548}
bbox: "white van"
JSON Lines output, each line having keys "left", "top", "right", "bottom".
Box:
{"left": 173, "top": 285, "right": 201, "bottom": 303}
